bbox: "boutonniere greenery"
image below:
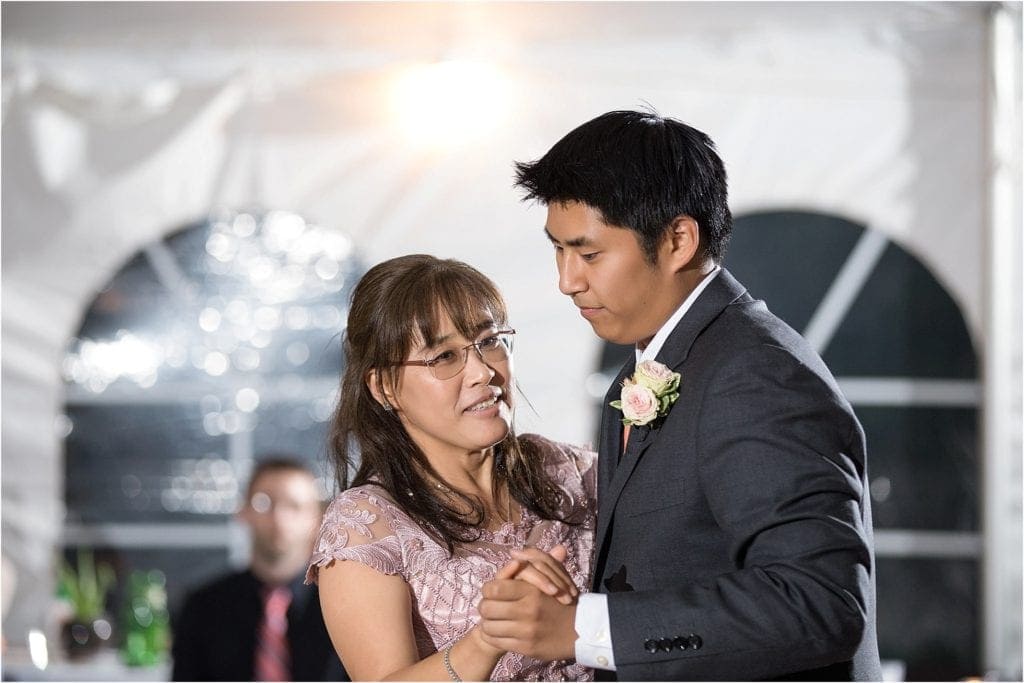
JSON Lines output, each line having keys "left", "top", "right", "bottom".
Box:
{"left": 609, "top": 360, "right": 681, "bottom": 427}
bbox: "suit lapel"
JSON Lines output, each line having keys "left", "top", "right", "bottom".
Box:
{"left": 597, "top": 357, "right": 635, "bottom": 502}
{"left": 595, "top": 421, "right": 656, "bottom": 547}
{"left": 591, "top": 269, "right": 753, "bottom": 570}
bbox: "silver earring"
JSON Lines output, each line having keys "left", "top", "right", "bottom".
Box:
{"left": 383, "top": 401, "right": 394, "bottom": 412}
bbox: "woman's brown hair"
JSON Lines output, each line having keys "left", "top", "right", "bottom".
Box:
{"left": 330, "top": 254, "right": 569, "bottom": 553}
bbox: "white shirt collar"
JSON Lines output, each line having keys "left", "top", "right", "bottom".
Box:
{"left": 637, "top": 266, "right": 722, "bottom": 363}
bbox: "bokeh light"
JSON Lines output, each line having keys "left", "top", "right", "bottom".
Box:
{"left": 390, "top": 60, "right": 510, "bottom": 147}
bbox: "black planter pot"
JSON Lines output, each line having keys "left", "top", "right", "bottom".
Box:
{"left": 61, "top": 617, "right": 113, "bottom": 659}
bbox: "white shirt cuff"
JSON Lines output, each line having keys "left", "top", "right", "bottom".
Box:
{"left": 574, "top": 592, "right": 616, "bottom": 670}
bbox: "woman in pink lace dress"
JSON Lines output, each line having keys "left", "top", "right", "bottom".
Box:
{"left": 306, "top": 255, "right": 596, "bottom": 681}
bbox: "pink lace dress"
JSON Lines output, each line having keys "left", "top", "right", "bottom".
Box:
{"left": 306, "top": 434, "right": 596, "bottom": 681}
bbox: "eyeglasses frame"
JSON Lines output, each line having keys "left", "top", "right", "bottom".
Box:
{"left": 395, "top": 328, "right": 516, "bottom": 380}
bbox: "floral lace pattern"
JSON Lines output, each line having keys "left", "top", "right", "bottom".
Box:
{"left": 306, "top": 434, "right": 596, "bottom": 681}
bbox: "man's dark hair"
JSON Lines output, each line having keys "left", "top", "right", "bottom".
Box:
{"left": 514, "top": 109, "right": 732, "bottom": 264}
{"left": 246, "top": 456, "right": 316, "bottom": 497}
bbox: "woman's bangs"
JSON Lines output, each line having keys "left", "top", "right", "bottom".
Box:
{"left": 413, "top": 272, "right": 507, "bottom": 347}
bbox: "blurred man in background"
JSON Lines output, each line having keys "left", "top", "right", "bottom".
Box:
{"left": 172, "top": 457, "right": 346, "bottom": 681}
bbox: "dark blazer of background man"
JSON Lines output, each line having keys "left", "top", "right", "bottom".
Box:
{"left": 172, "top": 458, "right": 346, "bottom": 681}
{"left": 478, "top": 110, "right": 882, "bottom": 681}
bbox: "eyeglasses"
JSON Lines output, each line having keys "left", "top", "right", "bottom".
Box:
{"left": 248, "top": 492, "right": 320, "bottom": 516}
{"left": 398, "top": 329, "right": 516, "bottom": 380}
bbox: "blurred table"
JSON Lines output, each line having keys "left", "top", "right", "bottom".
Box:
{"left": 2, "top": 647, "right": 169, "bottom": 681}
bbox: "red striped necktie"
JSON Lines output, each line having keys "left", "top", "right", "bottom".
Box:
{"left": 254, "top": 585, "right": 292, "bottom": 682}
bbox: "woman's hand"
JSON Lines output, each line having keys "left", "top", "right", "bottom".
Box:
{"left": 497, "top": 544, "right": 578, "bottom": 605}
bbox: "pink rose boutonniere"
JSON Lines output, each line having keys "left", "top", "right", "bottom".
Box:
{"left": 609, "top": 360, "right": 681, "bottom": 427}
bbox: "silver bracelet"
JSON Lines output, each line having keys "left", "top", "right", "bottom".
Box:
{"left": 443, "top": 645, "right": 463, "bottom": 682}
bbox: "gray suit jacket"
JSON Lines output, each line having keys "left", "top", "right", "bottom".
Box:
{"left": 592, "top": 269, "right": 881, "bottom": 681}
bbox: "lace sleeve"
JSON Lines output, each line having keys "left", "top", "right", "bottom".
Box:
{"left": 572, "top": 443, "right": 599, "bottom": 509}
{"left": 305, "top": 487, "right": 404, "bottom": 584}
{"left": 561, "top": 441, "right": 598, "bottom": 513}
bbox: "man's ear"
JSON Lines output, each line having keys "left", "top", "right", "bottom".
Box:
{"left": 665, "top": 215, "right": 701, "bottom": 271}
{"left": 365, "top": 369, "right": 397, "bottom": 412}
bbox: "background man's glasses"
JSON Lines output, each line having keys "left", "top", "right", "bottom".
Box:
{"left": 248, "top": 492, "right": 319, "bottom": 516}
{"left": 397, "top": 329, "right": 516, "bottom": 380}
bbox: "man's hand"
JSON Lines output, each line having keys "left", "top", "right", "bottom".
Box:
{"left": 504, "top": 545, "right": 578, "bottom": 605}
{"left": 478, "top": 578, "right": 578, "bottom": 661}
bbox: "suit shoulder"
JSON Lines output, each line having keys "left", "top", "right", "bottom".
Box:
{"left": 709, "top": 301, "right": 827, "bottom": 365}
{"left": 715, "top": 299, "right": 801, "bottom": 346}
{"left": 182, "top": 570, "right": 253, "bottom": 607}
{"left": 703, "top": 301, "right": 847, "bottom": 393}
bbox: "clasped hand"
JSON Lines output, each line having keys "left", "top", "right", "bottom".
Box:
{"left": 477, "top": 545, "right": 580, "bottom": 661}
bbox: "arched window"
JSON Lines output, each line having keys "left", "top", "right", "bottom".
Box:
{"left": 60, "top": 209, "right": 363, "bottom": 619}
{"left": 591, "top": 210, "right": 979, "bottom": 679}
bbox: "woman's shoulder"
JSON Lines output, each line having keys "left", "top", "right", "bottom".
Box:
{"left": 332, "top": 481, "right": 399, "bottom": 504}
{"left": 517, "top": 433, "right": 598, "bottom": 522}
{"left": 307, "top": 483, "right": 412, "bottom": 583}
{"left": 325, "top": 483, "right": 408, "bottom": 526}
{"left": 518, "top": 432, "right": 595, "bottom": 459}
{"left": 517, "top": 433, "right": 596, "bottom": 475}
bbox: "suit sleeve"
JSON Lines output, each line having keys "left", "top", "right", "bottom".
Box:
{"left": 170, "top": 592, "right": 206, "bottom": 681}
{"left": 607, "top": 343, "right": 873, "bottom": 680}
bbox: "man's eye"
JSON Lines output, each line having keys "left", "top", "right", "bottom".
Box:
{"left": 581, "top": 252, "right": 599, "bottom": 262}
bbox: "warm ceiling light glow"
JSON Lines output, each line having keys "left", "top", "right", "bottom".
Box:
{"left": 391, "top": 61, "right": 509, "bottom": 147}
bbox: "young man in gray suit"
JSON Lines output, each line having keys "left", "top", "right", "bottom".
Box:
{"left": 478, "top": 110, "right": 882, "bottom": 681}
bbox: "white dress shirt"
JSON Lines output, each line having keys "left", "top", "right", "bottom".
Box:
{"left": 574, "top": 266, "right": 721, "bottom": 671}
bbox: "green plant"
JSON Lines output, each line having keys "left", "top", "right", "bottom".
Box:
{"left": 57, "top": 549, "right": 115, "bottom": 622}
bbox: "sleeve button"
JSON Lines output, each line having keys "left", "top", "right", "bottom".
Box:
{"left": 687, "top": 634, "right": 703, "bottom": 650}
{"left": 672, "top": 636, "right": 688, "bottom": 650}
{"left": 596, "top": 655, "right": 609, "bottom": 667}
{"left": 644, "top": 639, "right": 659, "bottom": 653}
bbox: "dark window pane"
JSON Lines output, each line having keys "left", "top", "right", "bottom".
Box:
{"left": 64, "top": 404, "right": 233, "bottom": 524}
{"left": 75, "top": 252, "right": 168, "bottom": 339}
{"left": 251, "top": 404, "right": 334, "bottom": 482}
{"left": 876, "top": 557, "right": 979, "bottom": 680}
{"left": 859, "top": 406, "right": 977, "bottom": 531}
{"left": 728, "top": 211, "right": 865, "bottom": 333}
{"left": 826, "top": 244, "right": 977, "bottom": 378}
